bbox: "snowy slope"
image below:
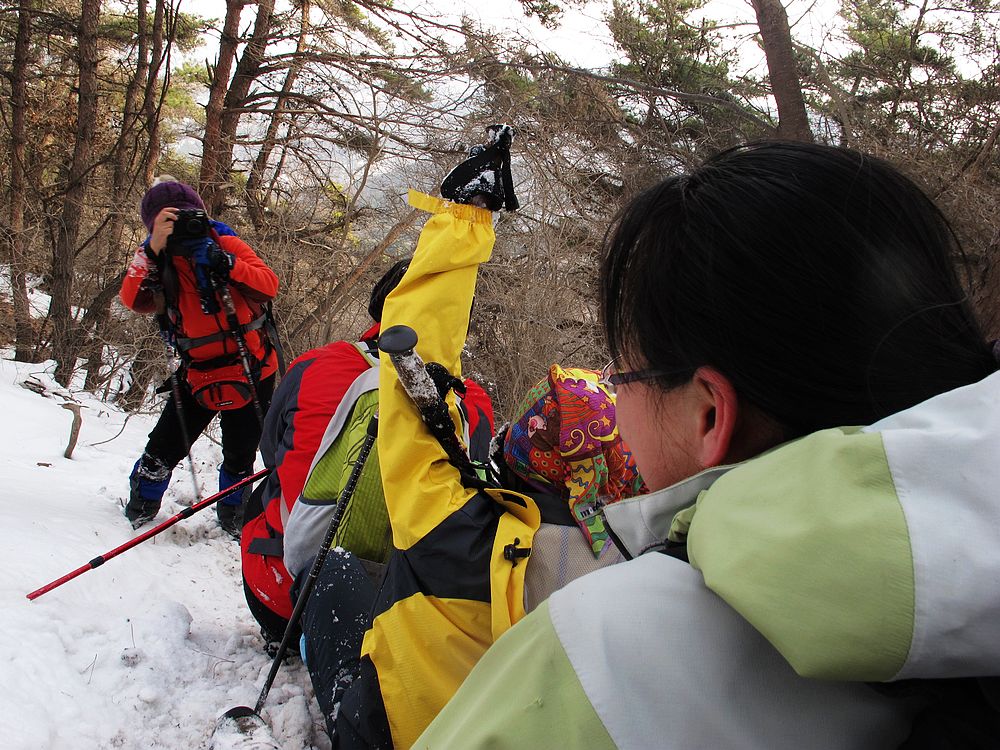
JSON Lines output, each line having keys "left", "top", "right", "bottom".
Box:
{"left": 0, "top": 356, "right": 328, "bottom": 750}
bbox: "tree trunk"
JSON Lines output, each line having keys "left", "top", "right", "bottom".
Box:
{"left": 750, "top": 0, "right": 813, "bottom": 142}
{"left": 246, "top": 0, "right": 309, "bottom": 229}
{"left": 141, "top": 0, "right": 167, "bottom": 185}
{"left": 84, "top": 1, "right": 150, "bottom": 391}
{"left": 118, "top": 337, "right": 161, "bottom": 412}
{"left": 82, "top": 270, "right": 127, "bottom": 391}
{"left": 8, "top": 0, "right": 37, "bottom": 361}
{"left": 207, "top": 0, "right": 277, "bottom": 217}
{"left": 199, "top": 0, "right": 245, "bottom": 214}
{"left": 116, "top": 0, "right": 149, "bottom": 186}
{"left": 51, "top": 0, "right": 101, "bottom": 386}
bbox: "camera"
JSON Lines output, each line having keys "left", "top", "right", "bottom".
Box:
{"left": 167, "top": 209, "right": 210, "bottom": 252}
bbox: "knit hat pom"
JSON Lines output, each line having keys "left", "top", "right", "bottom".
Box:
{"left": 140, "top": 178, "right": 205, "bottom": 231}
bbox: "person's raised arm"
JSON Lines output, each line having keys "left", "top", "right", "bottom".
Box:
{"left": 377, "top": 191, "right": 495, "bottom": 551}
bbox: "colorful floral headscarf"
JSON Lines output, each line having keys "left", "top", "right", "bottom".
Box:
{"left": 503, "top": 364, "right": 646, "bottom": 555}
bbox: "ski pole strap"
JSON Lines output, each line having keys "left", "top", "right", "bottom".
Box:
{"left": 174, "top": 311, "right": 267, "bottom": 352}
{"left": 155, "top": 310, "right": 176, "bottom": 348}
{"left": 491, "top": 124, "right": 519, "bottom": 211}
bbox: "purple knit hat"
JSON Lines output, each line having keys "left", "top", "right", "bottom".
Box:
{"left": 140, "top": 180, "right": 205, "bottom": 230}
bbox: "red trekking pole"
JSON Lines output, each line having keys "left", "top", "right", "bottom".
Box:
{"left": 26, "top": 468, "right": 271, "bottom": 601}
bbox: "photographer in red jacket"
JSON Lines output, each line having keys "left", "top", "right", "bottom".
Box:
{"left": 119, "top": 178, "right": 279, "bottom": 537}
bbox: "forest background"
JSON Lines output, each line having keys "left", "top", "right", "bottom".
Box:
{"left": 2, "top": 0, "right": 998, "bottom": 418}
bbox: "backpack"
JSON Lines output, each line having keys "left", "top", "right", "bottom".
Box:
{"left": 242, "top": 343, "right": 378, "bottom": 636}
{"left": 281, "top": 349, "right": 389, "bottom": 581}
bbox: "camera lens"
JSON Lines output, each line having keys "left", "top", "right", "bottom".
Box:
{"left": 184, "top": 216, "right": 206, "bottom": 237}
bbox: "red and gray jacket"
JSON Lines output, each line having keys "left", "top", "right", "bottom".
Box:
{"left": 241, "top": 327, "right": 495, "bottom": 622}
{"left": 241, "top": 336, "right": 376, "bottom": 621}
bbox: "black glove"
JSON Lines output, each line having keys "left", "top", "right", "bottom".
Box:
{"left": 440, "top": 124, "right": 518, "bottom": 211}
{"left": 207, "top": 245, "right": 236, "bottom": 280}
{"left": 425, "top": 362, "right": 467, "bottom": 401}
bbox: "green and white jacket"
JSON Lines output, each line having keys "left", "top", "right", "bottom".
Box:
{"left": 417, "top": 370, "right": 1000, "bottom": 748}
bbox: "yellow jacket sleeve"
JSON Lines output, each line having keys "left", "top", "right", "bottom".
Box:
{"left": 365, "top": 192, "right": 542, "bottom": 749}
{"left": 377, "top": 191, "right": 495, "bottom": 550}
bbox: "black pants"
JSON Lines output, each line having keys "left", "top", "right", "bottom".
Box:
{"left": 299, "top": 548, "right": 392, "bottom": 748}
{"left": 144, "top": 372, "right": 275, "bottom": 473}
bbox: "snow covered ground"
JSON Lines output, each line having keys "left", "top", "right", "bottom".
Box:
{"left": 0, "top": 355, "right": 328, "bottom": 749}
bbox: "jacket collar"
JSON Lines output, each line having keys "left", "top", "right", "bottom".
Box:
{"left": 602, "top": 464, "right": 737, "bottom": 559}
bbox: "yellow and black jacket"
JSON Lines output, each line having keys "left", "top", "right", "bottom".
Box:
{"left": 352, "top": 191, "right": 541, "bottom": 749}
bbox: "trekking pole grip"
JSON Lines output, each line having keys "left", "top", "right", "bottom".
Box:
{"left": 378, "top": 325, "right": 444, "bottom": 414}
{"left": 378, "top": 325, "right": 471, "bottom": 470}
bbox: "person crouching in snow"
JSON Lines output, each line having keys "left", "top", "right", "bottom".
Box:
{"left": 495, "top": 363, "right": 646, "bottom": 611}
{"left": 240, "top": 258, "right": 496, "bottom": 651}
{"left": 119, "top": 177, "right": 279, "bottom": 537}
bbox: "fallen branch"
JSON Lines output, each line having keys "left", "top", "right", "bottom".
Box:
{"left": 60, "top": 403, "right": 84, "bottom": 459}
{"left": 87, "top": 413, "right": 133, "bottom": 447}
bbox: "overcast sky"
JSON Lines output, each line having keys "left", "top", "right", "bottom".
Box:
{"left": 184, "top": 0, "right": 849, "bottom": 81}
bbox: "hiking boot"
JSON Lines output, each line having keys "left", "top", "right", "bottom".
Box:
{"left": 217, "top": 501, "right": 244, "bottom": 540}
{"left": 124, "top": 453, "right": 172, "bottom": 529}
{"left": 123, "top": 494, "right": 161, "bottom": 529}
{"left": 217, "top": 464, "right": 251, "bottom": 540}
{"left": 440, "top": 124, "right": 517, "bottom": 211}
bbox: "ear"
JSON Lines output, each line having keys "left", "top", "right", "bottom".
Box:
{"left": 690, "top": 366, "right": 740, "bottom": 468}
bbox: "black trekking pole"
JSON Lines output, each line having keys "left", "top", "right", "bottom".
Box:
{"left": 215, "top": 413, "right": 379, "bottom": 740}
{"left": 214, "top": 282, "right": 265, "bottom": 427}
{"left": 27, "top": 469, "right": 270, "bottom": 601}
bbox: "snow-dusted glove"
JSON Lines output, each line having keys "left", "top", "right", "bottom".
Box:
{"left": 440, "top": 124, "right": 518, "bottom": 211}
{"left": 189, "top": 239, "right": 225, "bottom": 313}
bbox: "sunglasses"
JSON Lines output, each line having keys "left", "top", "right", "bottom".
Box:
{"left": 599, "top": 357, "right": 665, "bottom": 394}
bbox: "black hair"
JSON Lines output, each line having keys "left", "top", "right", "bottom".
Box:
{"left": 601, "top": 140, "right": 996, "bottom": 436}
{"left": 368, "top": 258, "right": 411, "bottom": 322}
